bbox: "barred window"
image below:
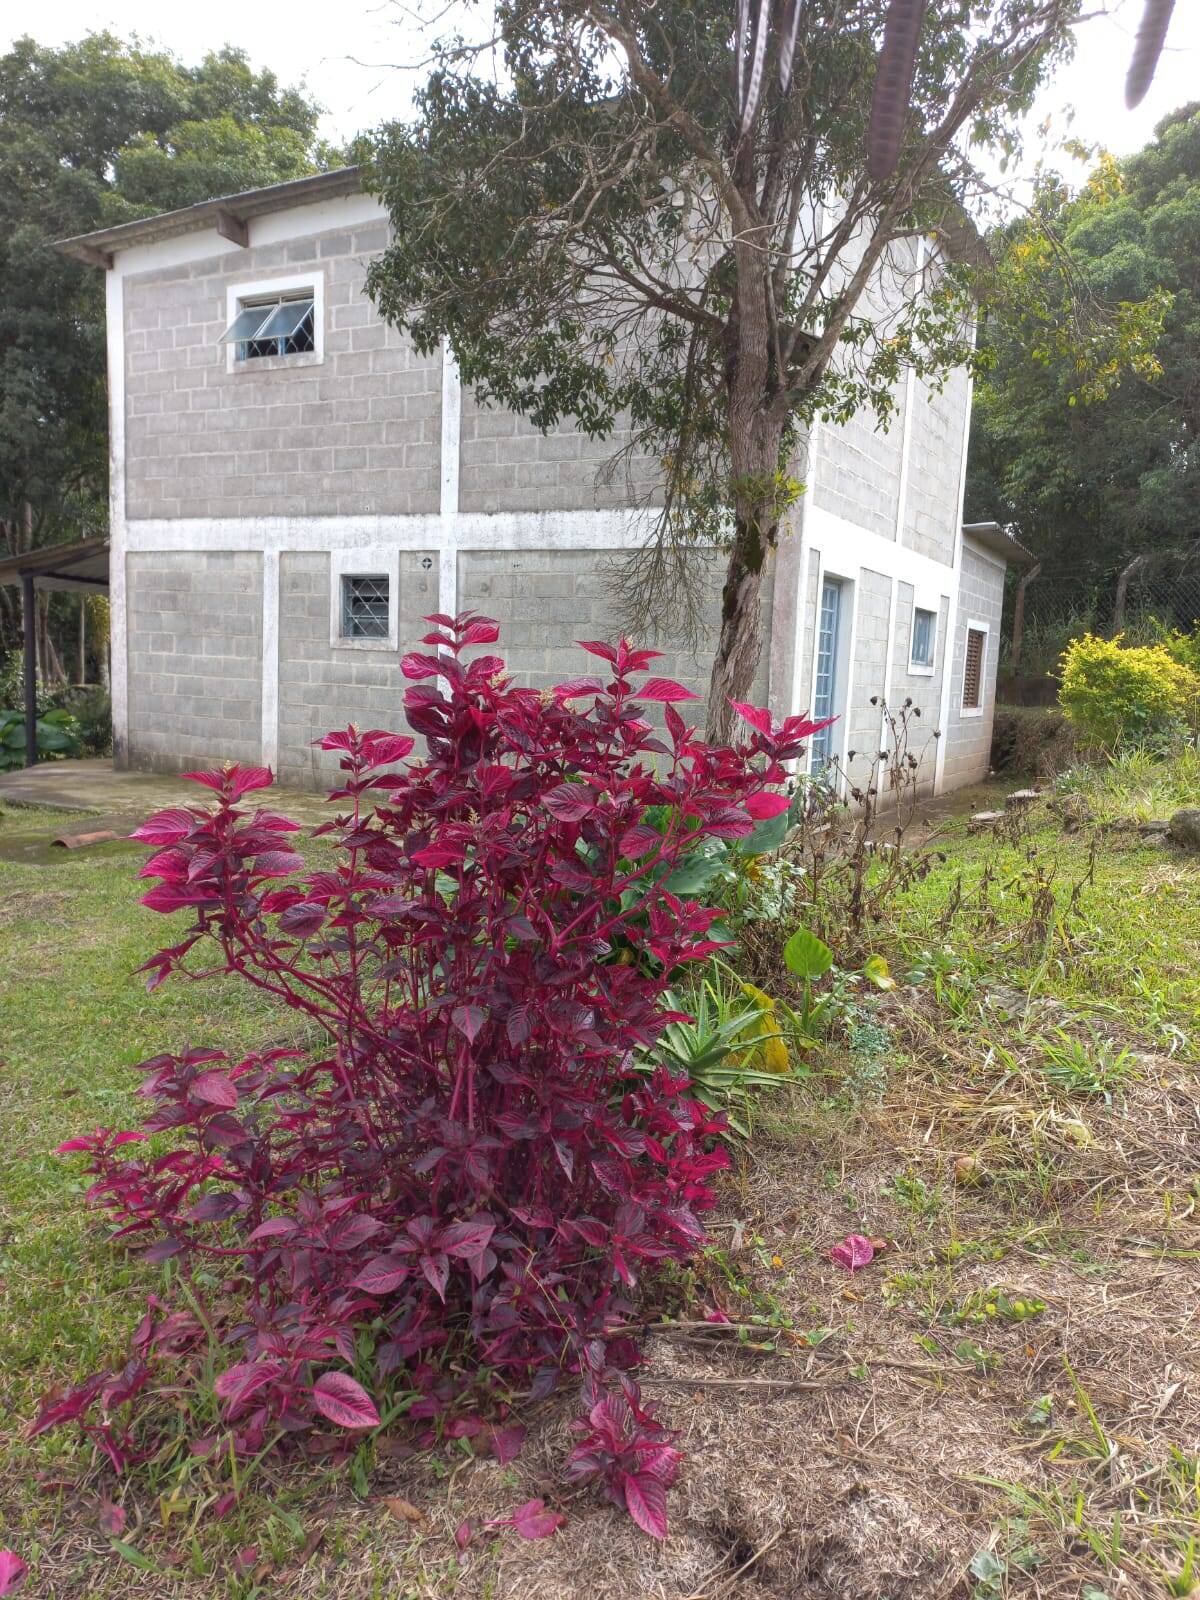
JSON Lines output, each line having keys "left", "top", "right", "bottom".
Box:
{"left": 962, "top": 627, "right": 986, "bottom": 709}
{"left": 340, "top": 575, "right": 390, "bottom": 641}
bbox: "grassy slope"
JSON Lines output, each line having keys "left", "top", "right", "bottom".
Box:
{"left": 0, "top": 765, "right": 1197, "bottom": 1598}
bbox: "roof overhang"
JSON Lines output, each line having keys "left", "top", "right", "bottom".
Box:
{"left": 56, "top": 167, "right": 365, "bottom": 267}
{"left": 0, "top": 536, "right": 110, "bottom": 594}
{"left": 962, "top": 521, "right": 1036, "bottom": 568}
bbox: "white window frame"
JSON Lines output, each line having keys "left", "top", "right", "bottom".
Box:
{"left": 224, "top": 272, "right": 324, "bottom": 374}
{"left": 330, "top": 547, "right": 400, "bottom": 652}
{"left": 960, "top": 617, "right": 990, "bottom": 718}
{"left": 908, "top": 601, "right": 938, "bottom": 676}
{"left": 806, "top": 564, "right": 856, "bottom": 778}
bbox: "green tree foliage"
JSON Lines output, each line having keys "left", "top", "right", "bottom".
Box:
{"left": 365, "top": 0, "right": 1108, "bottom": 734}
{"left": 968, "top": 106, "right": 1197, "bottom": 586}
{"left": 0, "top": 35, "right": 328, "bottom": 642}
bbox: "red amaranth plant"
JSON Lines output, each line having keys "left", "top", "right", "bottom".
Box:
{"left": 42, "top": 615, "right": 828, "bottom": 1536}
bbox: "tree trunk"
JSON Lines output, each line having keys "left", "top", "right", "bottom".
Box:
{"left": 1009, "top": 562, "right": 1041, "bottom": 674}
{"left": 706, "top": 511, "right": 774, "bottom": 741}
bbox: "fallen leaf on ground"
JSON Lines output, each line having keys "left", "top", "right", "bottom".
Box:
{"left": 383, "top": 1497, "right": 425, "bottom": 1525}
{"left": 830, "top": 1234, "right": 875, "bottom": 1270}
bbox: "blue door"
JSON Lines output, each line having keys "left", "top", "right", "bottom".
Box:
{"left": 811, "top": 576, "right": 843, "bottom": 766}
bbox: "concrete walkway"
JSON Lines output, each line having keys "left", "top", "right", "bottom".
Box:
{"left": 0, "top": 758, "right": 332, "bottom": 824}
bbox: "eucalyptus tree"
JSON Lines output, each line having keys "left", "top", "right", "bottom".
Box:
{"left": 365, "top": 0, "right": 1126, "bottom": 735}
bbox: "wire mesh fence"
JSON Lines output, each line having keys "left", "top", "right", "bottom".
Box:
{"left": 1003, "top": 549, "right": 1200, "bottom": 685}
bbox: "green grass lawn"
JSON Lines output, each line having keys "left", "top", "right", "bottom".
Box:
{"left": 1, "top": 764, "right": 1198, "bottom": 1599}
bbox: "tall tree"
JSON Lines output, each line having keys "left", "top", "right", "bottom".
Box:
{"left": 365, "top": 0, "right": 1134, "bottom": 736}
{"left": 967, "top": 106, "right": 1196, "bottom": 591}
{"left": 0, "top": 36, "right": 329, "bottom": 647}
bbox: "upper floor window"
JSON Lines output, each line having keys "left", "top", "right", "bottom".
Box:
{"left": 220, "top": 293, "right": 315, "bottom": 361}
{"left": 910, "top": 606, "right": 936, "bottom": 671}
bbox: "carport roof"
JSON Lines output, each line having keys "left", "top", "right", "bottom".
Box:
{"left": 962, "top": 521, "right": 1036, "bottom": 567}
{"left": 0, "top": 536, "right": 110, "bottom": 594}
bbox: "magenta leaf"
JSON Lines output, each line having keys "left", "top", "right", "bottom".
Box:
{"left": 731, "top": 700, "right": 774, "bottom": 736}
{"left": 311, "top": 1372, "right": 380, "bottom": 1430}
{"left": 489, "top": 1423, "right": 526, "bottom": 1463}
{"left": 552, "top": 676, "right": 605, "bottom": 700}
{"left": 510, "top": 1499, "right": 566, "bottom": 1540}
{"left": 352, "top": 1254, "right": 411, "bottom": 1295}
{"left": 636, "top": 677, "right": 699, "bottom": 703}
{"left": 451, "top": 1004, "right": 486, "bottom": 1043}
{"left": 744, "top": 790, "right": 791, "bottom": 819}
{"left": 829, "top": 1234, "right": 875, "bottom": 1271}
{"left": 190, "top": 1070, "right": 238, "bottom": 1109}
{"left": 98, "top": 1498, "right": 126, "bottom": 1537}
{"left": 0, "top": 1553, "right": 27, "bottom": 1595}
{"left": 623, "top": 1473, "right": 669, "bottom": 1539}
{"left": 543, "top": 783, "right": 593, "bottom": 822}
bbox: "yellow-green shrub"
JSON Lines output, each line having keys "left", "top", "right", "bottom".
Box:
{"left": 1156, "top": 623, "right": 1200, "bottom": 678}
{"left": 1058, "top": 633, "right": 1200, "bottom": 749}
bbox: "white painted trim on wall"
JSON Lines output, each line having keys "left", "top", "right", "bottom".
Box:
{"left": 907, "top": 601, "right": 938, "bottom": 677}
{"left": 223, "top": 271, "right": 325, "bottom": 373}
{"left": 106, "top": 269, "right": 129, "bottom": 764}
{"left": 791, "top": 419, "right": 821, "bottom": 719}
{"left": 934, "top": 329, "right": 978, "bottom": 792}
{"left": 113, "top": 192, "right": 387, "bottom": 281}
{"left": 328, "top": 546, "right": 403, "bottom": 652}
{"left": 261, "top": 549, "right": 279, "bottom": 772}
{"left": 438, "top": 339, "right": 461, "bottom": 620}
{"left": 804, "top": 505, "right": 957, "bottom": 597}
{"left": 122, "top": 508, "right": 665, "bottom": 555}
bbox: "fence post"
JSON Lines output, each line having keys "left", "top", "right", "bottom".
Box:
{"left": 1112, "top": 553, "right": 1149, "bottom": 633}
{"left": 22, "top": 571, "right": 37, "bottom": 768}
{"left": 1009, "top": 561, "right": 1041, "bottom": 674}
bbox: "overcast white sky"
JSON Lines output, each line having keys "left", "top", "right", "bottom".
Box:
{"left": 5, "top": 0, "right": 1198, "bottom": 177}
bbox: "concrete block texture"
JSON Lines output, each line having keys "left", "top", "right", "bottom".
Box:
{"left": 276, "top": 551, "right": 436, "bottom": 788}
{"left": 843, "top": 567, "right": 894, "bottom": 792}
{"left": 122, "top": 227, "right": 442, "bottom": 520}
{"left": 456, "top": 547, "right": 773, "bottom": 734}
{"left": 888, "top": 582, "right": 950, "bottom": 792}
{"left": 903, "top": 366, "right": 970, "bottom": 567}
{"left": 126, "top": 551, "right": 263, "bottom": 772}
{"left": 457, "top": 388, "right": 664, "bottom": 516}
{"left": 812, "top": 392, "right": 905, "bottom": 540}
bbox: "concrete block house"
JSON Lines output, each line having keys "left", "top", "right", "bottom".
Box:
{"left": 59, "top": 167, "right": 1024, "bottom": 793}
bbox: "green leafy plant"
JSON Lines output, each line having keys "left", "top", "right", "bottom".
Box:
{"left": 0, "top": 707, "right": 81, "bottom": 771}
{"left": 1037, "top": 1028, "right": 1136, "bottom": 1103}
{"left": 1058, "top": 633, "right": 1200, "bottom": 750}
{"left": 646, "top": 977, "right": 799, "bottom": 1136}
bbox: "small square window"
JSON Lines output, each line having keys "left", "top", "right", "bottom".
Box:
{"left": 341, "top": 575, "right": 390, "bottom": 641}
{"left": 962, "top": 626, "right": 987, "bottom": 709}
{"left": 911, "top": 606, "right": 936, "bottom": 669}
{"left": 220, "top": 294, "right": 315, "bottom": 361}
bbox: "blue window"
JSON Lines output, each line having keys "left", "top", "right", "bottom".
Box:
{"left": 911, "top": 606, "right": 936, "bottom": 668}
{"left": 811, "top": 577, "right": 843, "bottom": 766}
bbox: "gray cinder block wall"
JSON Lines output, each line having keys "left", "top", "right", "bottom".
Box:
{"left": 99, "top": 179, "right": 1007, "bottom": 791}
{"left": 126, "top": 551, "right": 263, "bottom": 771}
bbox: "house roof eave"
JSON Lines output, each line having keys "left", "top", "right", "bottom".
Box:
{"left": 55, "top": 167, "right": 366, "bottom": 266}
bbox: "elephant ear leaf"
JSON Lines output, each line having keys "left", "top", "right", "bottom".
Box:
{"left": 1125, "top": 0, "right": 1175, "bottom": 108}
{"left": 783, "top": 927, "right": 833, "bottom": 981}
